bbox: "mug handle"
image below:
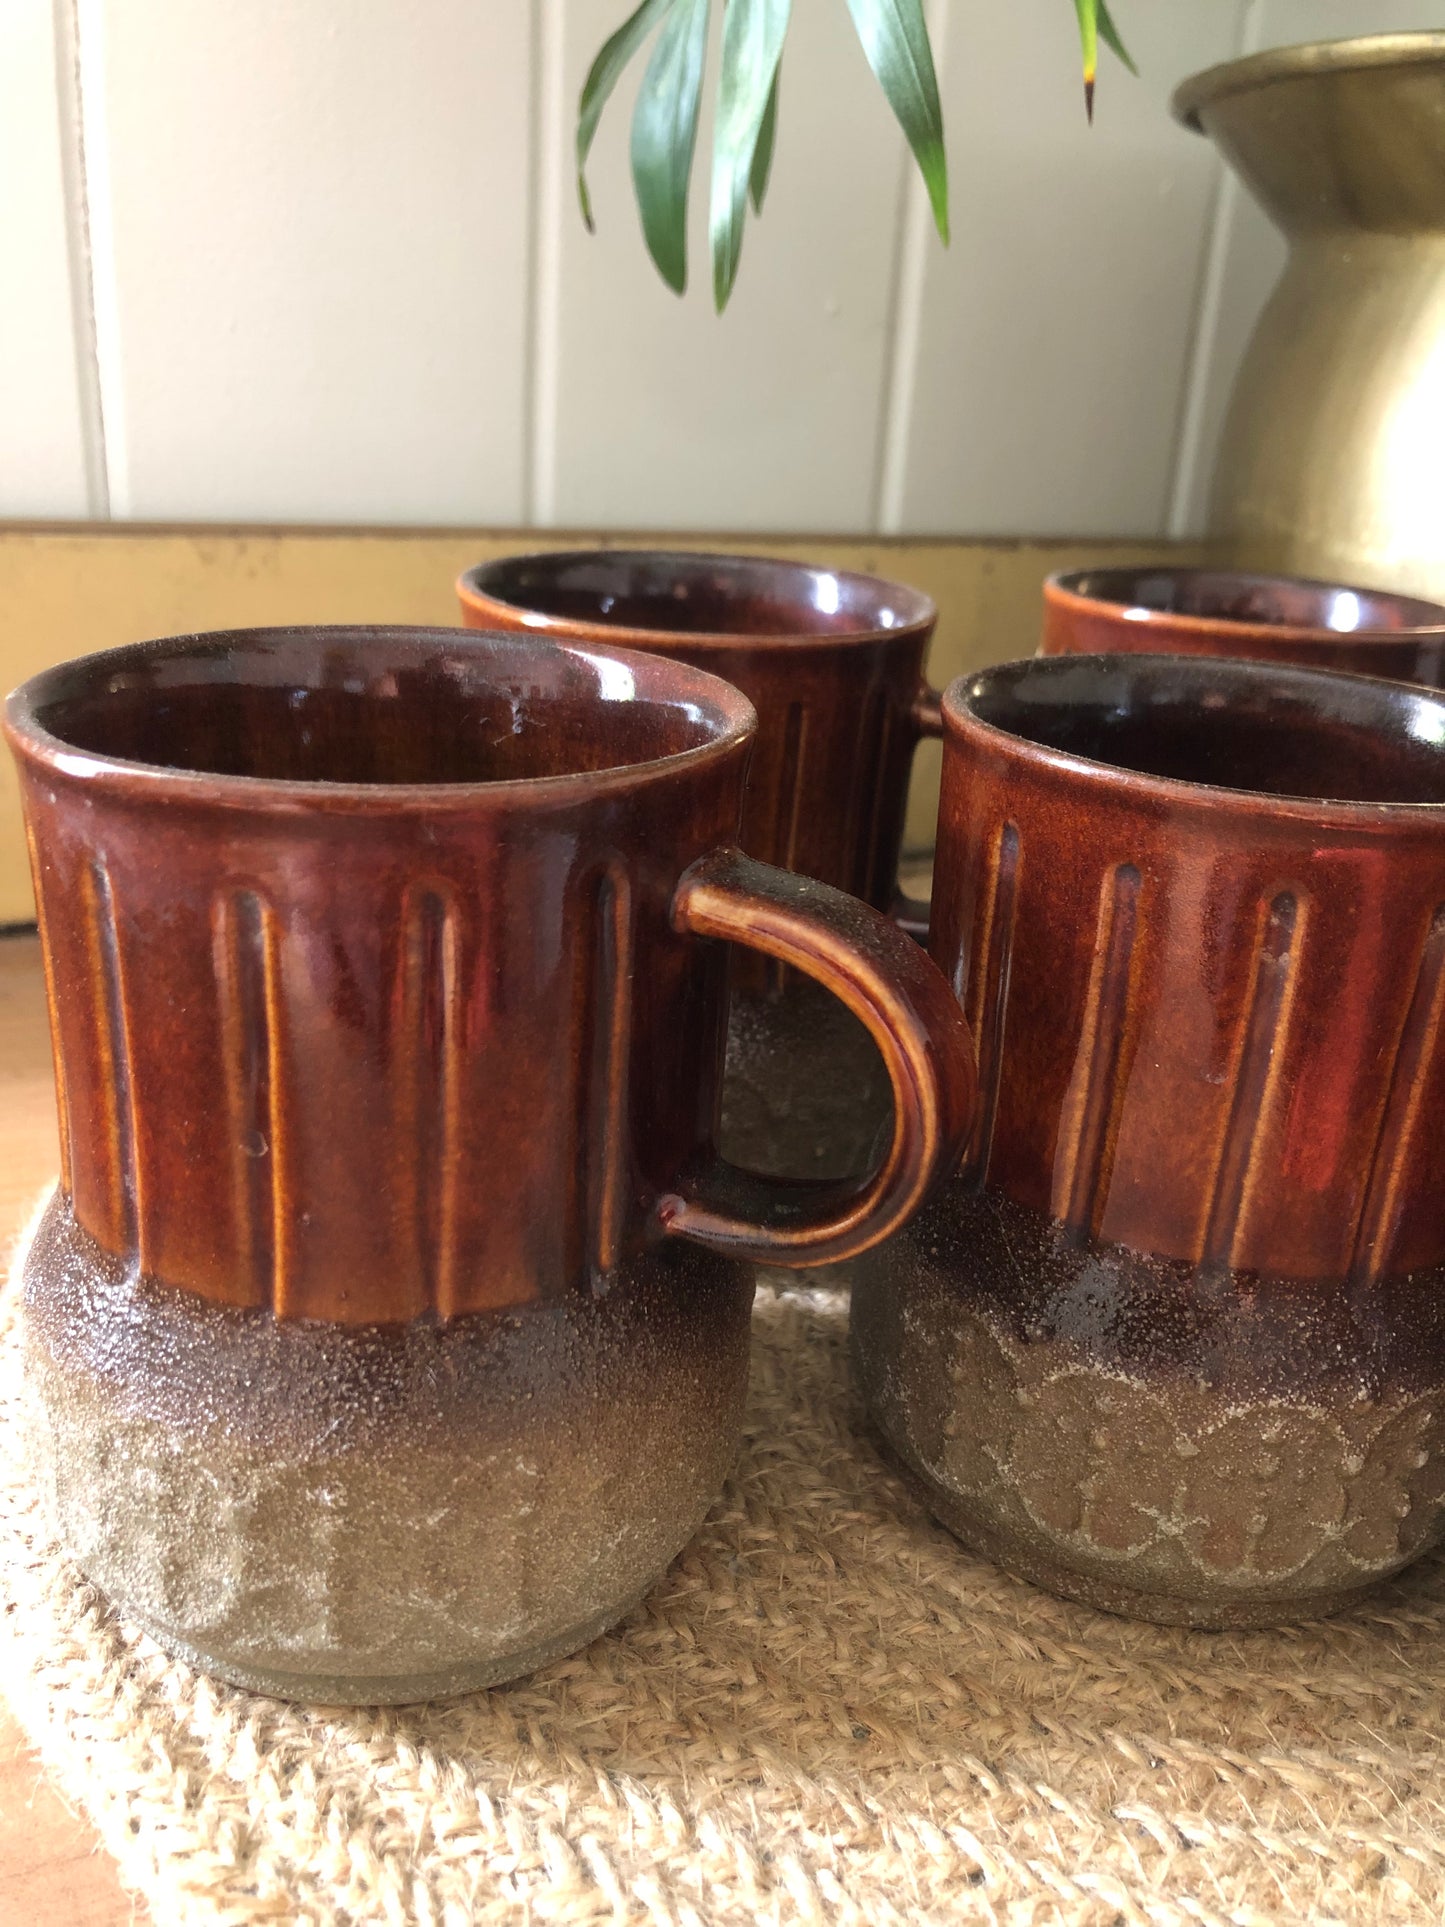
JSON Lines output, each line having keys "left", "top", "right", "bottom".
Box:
{"left": 891, "top": 685, "right": 944, "bottom": 943}
{"left": 656, "top": 847, "right": 977, "bottom": 1268}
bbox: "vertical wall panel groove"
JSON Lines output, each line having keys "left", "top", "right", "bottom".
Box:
{"left": 73, "top": 0, "right": 127, "bottom": 514}
{"left": 872, "top": 0, "right": 948, "bottom": 535}
{"left": 1163, "top": 0, "right": 1259, "bottom": 539}
{"left": 1165, "top": 0, "right": 1269, "bottom": 539}
{"left": 0, "top": 0, "right": 93, "bottom": 516}
{"left": 52, "top": 0, "right": 110, "bottom": 515}
{"left": 529, "top": 0, "right": 567, "bottom": 527}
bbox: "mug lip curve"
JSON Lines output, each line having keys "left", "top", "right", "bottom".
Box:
{"left": 941, "top": 652, "right": 1445, "bottom": 826}
{"left": 1172, "top": 32, "right": 1445, "bottom": 132}
{"left": 4, "top": 624, "right": 758, "bottom": 812}
{"left": 1044, "top": 567, "right": 1445, "bottom": 647}
{"left": 456, "top": 547, "right": 939, "bottom": 649}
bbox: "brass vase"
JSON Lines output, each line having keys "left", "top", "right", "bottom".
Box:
{"left": 1175, "top": 34, "right": 1445, "bottom": 601}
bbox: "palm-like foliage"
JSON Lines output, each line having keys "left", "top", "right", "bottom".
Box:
{"left": 579, "top": 0, "right": 1136, "bottom": 311}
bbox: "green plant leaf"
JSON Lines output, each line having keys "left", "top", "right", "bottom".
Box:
{"left": 1072, "top": 0, "right": 1098, "bottom": 120}
{"left": 711, "top": 0, "right": 791, "bottom": 312}
{"left": 1071, "top": 0, "right": 1136, "bottom": 119}
{"left": 750, "top": 68, "right": 780, "bottom": 215}
{"left": 843, "top": 0, "right": 948, "bottom": 245}
{"left": 577, "top": 0, "right": 673, "bottom": 231}
{"left": 631, "top": 0, "right": 710, "bottom": 294}
{"left": 1097, "top": 1, "right": 1138, "bottom": 78}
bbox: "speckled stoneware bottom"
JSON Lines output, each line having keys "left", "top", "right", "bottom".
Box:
{"left": 721, "top": 976, "right": 892, "bottom": 1292}
{"left": 850, "top": 1178, "right": 1445, "bottom": 1628}
{"left": 22, "top": 1189, "right": 754, "bottom": 1703}
{"left": 719, "top": 977, "right": 892, "bottom": 1183}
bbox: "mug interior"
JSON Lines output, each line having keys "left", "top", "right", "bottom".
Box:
{"left": 17, "top": 628, "right": 745, "bottom": 787}
{"left": 958, "top": 654, "right": 1445, "bottom": 807}
{"left": 1059, "top": 567, "right": 1445, "bottom": 637}
{"left": 463, "top": 550, "right": 933, "bottom": 641}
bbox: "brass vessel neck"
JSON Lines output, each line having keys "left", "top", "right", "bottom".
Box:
{"left": 1176, "top": 34, "right": 1445, "bottom": 238}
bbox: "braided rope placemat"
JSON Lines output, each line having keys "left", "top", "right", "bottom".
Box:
{"left": 4, "top": 1201, "right": 1445, "bottom": 1926}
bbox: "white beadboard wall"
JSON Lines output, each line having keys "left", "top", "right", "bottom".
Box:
{"left": 1, "top": 0, "right": 94, "bottom": 517}
{"left": 5, "top": 0, "right": 1445, "bottom": 535}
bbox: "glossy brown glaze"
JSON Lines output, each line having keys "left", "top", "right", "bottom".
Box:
{"left": 7, "top": 627, "right": 977, "bottom": 1322}
{"left": 1043, "top": 566, "right": 1445, "bottom": 686}
{"left": 458, "top": 551, "right": 940, "bottom": 909}
{"left": 7, "top": 624, "right": 976, "bottom": 1700}
{"left": 853, "top": 652, "right": 1445, "bottom": 1626}
{"left": 459, "top": 551, "right": 943, "bottom": 1185}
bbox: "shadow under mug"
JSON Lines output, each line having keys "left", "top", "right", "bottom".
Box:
{"left": 851, "top": 650, "right": 1445, "bottom": 1628}
{"left": 7, "top": 625, "right": 975, "bottom": 1702}
{"left": 458, "top": 550, "right": 942, "bottom": 1183}
{"left": 1042, "top": 565, "right": 1445, "bottom": 687}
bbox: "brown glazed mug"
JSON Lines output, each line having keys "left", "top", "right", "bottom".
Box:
{"left": 458, "top": 550, "right": 941, "bottom": 1183}
{"left": 1042, "top": 566, "right": 1445, "bottom": 686}
{"left": 851, "top": 651, "right": 1445, "bottom": 1628}
{"left": 7, "top": 626, "right": 975, "bottom": 1703}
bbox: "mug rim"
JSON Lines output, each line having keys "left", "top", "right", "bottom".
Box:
{"left": 1045, "top": 567, "right": 1445, "bottom": 647}
{"left": 942, "top": 652, "right": 1445, "bottom": 826}
{"left": 4, "top": 624, "right": 758, "bottom": 813}
{"left": 456, "top": 548, "right": 938, "bottom": 650}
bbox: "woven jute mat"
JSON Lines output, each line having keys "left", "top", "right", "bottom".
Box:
{"left": 5, "top": 1205, "right": 1445, "bottom": 1926}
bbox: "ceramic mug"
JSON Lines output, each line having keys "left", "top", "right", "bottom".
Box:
{"left": 458, "top": 550, "right": 941, "bottom": 1182}
{"left": 852, "top": 651, "right": 1445, "bottom": 1628}
{"left": 8, "top": 625, "right": 975, "bottom": 1703}
{"left": 1042, "top": 565, "right": 1445, "bottom": 686}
